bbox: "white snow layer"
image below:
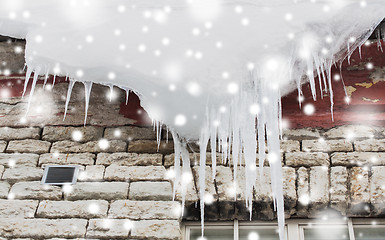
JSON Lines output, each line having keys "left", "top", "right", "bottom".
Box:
{"left": 0, "top": 0, "right": 385, "bottom": 239}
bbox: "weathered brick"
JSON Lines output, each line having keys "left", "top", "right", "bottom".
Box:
{"left": 0, "top": 127, "right": 40, "bottom": 141}
{"left": 297, "top": 167, "right": 309, "bottom": 217}
{"left": 65, "top": 182, "right": 129, "bottom": 201}
{"left": 0, "top": 218, "right": 87, "bottom": 238}
{"left": 51, "top": 140, "right": 126, "bottom": 153}
{"left": 105, "top": 165, "right": 167, "bottom": 182}
{"left": 283, "top": 128, "right": 320, "bottom": 140}
{"left": 0, "top": 165, "right": 3, "bottom": 177}
{"left": 39, "top": 153, "right": 95, "bottom": 166}
{"left": 42, "top": 126, "right": 103, "bottom": 142}
{"left": 286, "top": 152, "right": 329, "bottom": 167}
{"left": 349, "top": 167, "right": 370, "bottom": 215}
{"left": 309, "top": 166, "right": 329, "bottom": 211}
{"left": 302, "top": 140, "right": 353, "bottom": 152}
{"left": 87, "top": 219, "right": 131, "bottom": 238}
{"left": 216, "top": 166, "right": 234, "bottom": 202}
{"left": 280, "top": 140, "right": 300, "bottom": 152}
{"left": 0, "top": 153, "right": 39, "bottom": 167}
{"left": 168, "top": 167, "right": 198, "bottom": 202}
{"left": 215, "top": 166, "right": 234, "bottom": 220}
{"left": 2, "top": 166, "right": 43, "bottom": 183}
{"left": 330, "top": 166, "right": 348, "bottom": 214}
{"left": 127, "top": 140, "right": 173, "bottom": 154}
{"left": 96, "top": 152, "right": 162, "bottom": 166}
{"left": 37, "top": 200, "right": 108, "bottom": 218}
{"left": 0, "top": 199, "right": 38, "bottom": 218}
{"left": 0, "top": 141, "right": 6, "bottom": 152}
{"left": 283, "top": 167, "right": 296, "bottom": 214}
{"left": 324, "top": 125, "right": 375, "bottom": 139}
{"left": 78, "top": 165, "right": 105, "bottom": 182}
{"left": 9, "top": 181, "right": 62, "bottom": 200}
{"left": 130, "top": 220, "right": 181, "bottom": 240}
{"left": 354, "top": 139, "right": 385, "bottom": 152}
{"left": 192, "top": 166, "right": 217, "bottom": 201}
{"left": 0, "top": 181, "right": 10, "bottom": 198}
{"left": 331, "top": 152, "right": 385, "bottom": 166}
{"left": 109, "top": 200, "right": 181, "bottom": 220}
{"left": 371, "top": 166, "right": 385, "bottom": 215}
{"left": 104, "top": 126, "right": 157, "bottom": 140}
{"left": 6, "top": 140, "right": 51, "bottom": 154}
{"left": 129, "top": 182, "right": 172, "bottom": 201}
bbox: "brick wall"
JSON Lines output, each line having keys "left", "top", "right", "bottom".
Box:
{"left": 0, "top": 79, "right": 384, "bottom": 239}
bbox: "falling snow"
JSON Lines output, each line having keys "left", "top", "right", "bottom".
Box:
{"left": 0, "top": 1, "right": 385, "bottom": 240}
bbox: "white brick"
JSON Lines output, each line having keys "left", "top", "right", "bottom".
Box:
{"left": 349, "top": 167, "right": 370, "bottom": 215}
{"left": 10, "top": 181, "right": 62, "bottom": 200}
{"left": 39, "top": 153, "right": 95, "bottom": 166}
{"left": 109, "top": 200, "right": 181, "bottom": 220}
{"left": 302, "top": 140, "right": 353, "bottom": 152}
{"left": 2, "top": 166, "right": 43, "bottom": 183}
{"left": 6, "top": 140, "right": 51, "bottom": 154}
{"left": 0, "top": 127, "right": 40, "bottom": 140}
{"left": 0, "top": 218, "right": 87, "bottom": 238}
{"left": 331, "top": 152, "right": 385, "bottom": 166}
{"left": 104, "top": 165, "right": 167, "bottom": 182}
{"left": 37, "top": 200, "right": 108, "bottom": 218}
{"left": 96, "top": 152, "right": 162, "bottom": 166}
{"left": 330, "top": 166, "right": 348, "bottom": 214}
{"left": 309, "top": 166, "right": 329, "bottom": 205}
{"left": 286, "top": 152, "right": 329, "bottom": 167}
{"left": 78, "top": 165, "right": 104, "bottom": 182}
{"left": 65, "top": 182, "right": 128, "bottom": 200}
{"left": 0, "top": 199, "right": 38, "bottom": 218}
{"left": 0, "top": 181, "right": 10, "bottom": 198}
{"left": 350, "top": 167, "right": 370, "bottom": 203}
{"left": 297, "top": 167, "right": 309, "bottom": 216}
{"left": 168, "top": 167, "right": 198, "bottom": 202}
{"left": 130, "top": 220, "right": 180, "bottom": 240}
{"left": 129, "top": 182, "right": 172, "bottom": 201}
{"left": 86, "top": 219, "right": 131, "bottom": 238}
{"left": 371, "top": 166, "right": 385, "bottom": 215}
{"left": 0, "top": 141, "right": 6, "bottom": 153}
{"left": 192, "top": 166, "right": 217, "bottom": 200}
{"left": 104, "top": 126, "right": 157, "bottom": 140}
{"left": 51, "top": 140, "right": 126, "bottom": 153}
{"left": 42, "top": 126, "right": 103, "bottom": 142}
{"left": 280, "top": 140, "right": 300, "bottom": 152}
{"left": 0, "top": 153, "right": 39, "bottom": 167}
{"left": 354, "top": 139, "right": 385, "bottom": 152}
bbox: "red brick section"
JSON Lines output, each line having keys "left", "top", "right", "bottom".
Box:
{"left": 1, "top": 41, "right": 384, "bottom": 128}
{"left": 282, "top": 40, "right": 385, "bottom": 128}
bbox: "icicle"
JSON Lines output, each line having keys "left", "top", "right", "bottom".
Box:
{"left": 43, "top": 70, "right": 49, "bottom": 87}
{"left": 180, "top": 145, "right": 190, "bottom": 216}
{"left": 358, "top": 45, "right": 362, "bottom": 59}
{"left": 25, "top": 68, "right": 40, "bottom": 115}
{"left": 376, "top": 29, "right": 383, "bottom": 52}
{"left": 52, "top": 74, "right": 57, "bottom": 87}
{"left": 63, "top": 80, "right": 75, "bottom": 121}
{"left": 22, "top": 67, "right": 33, "bottom": 98}
{"left": 210, "top": 110, "right": 217, "bottom": 181}
{"left": 171, "top": 131, "right": 181, "bottom": 202}
{"left": 108, "top": 85, "right": 114, "bottom": 102}
{"left": 199, "top": 120, "right": 210, "bottom": 237}
{"left": 83, "top": 81, "right": 93, "bottom": 124}
{"left": 125, "top": 89, "right": 129, "bottom": 104}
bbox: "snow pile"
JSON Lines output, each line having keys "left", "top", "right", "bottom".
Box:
{"left": 1, "top": 0, "right": 385, "bottom": 239}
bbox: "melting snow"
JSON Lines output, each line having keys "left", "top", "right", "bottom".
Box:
{"left": 1, "top": 0, "right": 385, "bottom": 239}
